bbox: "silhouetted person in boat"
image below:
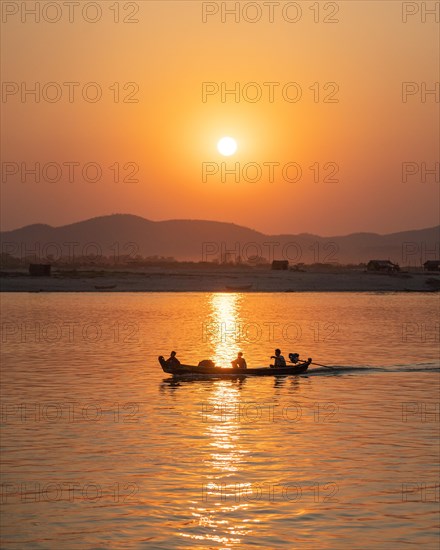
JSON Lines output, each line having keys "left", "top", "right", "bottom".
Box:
{"left": 270, "top": 349, "right": 286, "bottom": 368}
{"left": 231, "top": 352, "right": 247, "bottom": 369}
{"left": 166, "top": 351, "right": 181, "bottom": 367}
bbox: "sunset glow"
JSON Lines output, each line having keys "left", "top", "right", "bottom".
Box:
{"left": 217, "top": 137, "right": 237, "bottom": 157}
{"left": 1, "top": 2, "right": 438, "bottom": 235}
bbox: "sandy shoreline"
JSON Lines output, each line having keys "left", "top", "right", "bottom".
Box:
{"left": 1, "top": 268, "right": 439, "bottom": 293}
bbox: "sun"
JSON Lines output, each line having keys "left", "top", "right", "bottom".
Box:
{"left": 217, "top": 136, "right": 237, "bottom": 156}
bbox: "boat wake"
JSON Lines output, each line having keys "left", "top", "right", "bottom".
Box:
{"left": 306, "top": 364, "right": 439, "bottom": 376}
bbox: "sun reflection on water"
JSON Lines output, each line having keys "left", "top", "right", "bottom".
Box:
{"left": 209, "top": 293, "right": 242, "bottom": 368}
{"left": 181, "top": 294, "right": 253, "bottom": 546}
{"left": 182, "top": 377, "right": 252, "bottom": 546}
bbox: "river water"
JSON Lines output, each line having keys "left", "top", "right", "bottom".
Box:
{"left": 1, "top": 292, "right": 439, "bottom": 549}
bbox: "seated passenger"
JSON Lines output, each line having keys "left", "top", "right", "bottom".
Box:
{"left": 270, "top": 348, "right": 286, "bottom": 368}
{"left": 231, "top": 352, "right": 247, "bottom": 369}
{"left": 166, "top": 351, "right": 181, "bottom": 367}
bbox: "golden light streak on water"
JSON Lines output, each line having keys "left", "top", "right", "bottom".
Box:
{"left": 184, "top": 314, "right": 254, "bottom": 546}
{"left": 209, "top": 293, "right": 242, "bottom": 368}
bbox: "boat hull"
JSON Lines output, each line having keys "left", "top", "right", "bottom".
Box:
{"left": 158, "top": 356, "right": 311, "bottom": 377}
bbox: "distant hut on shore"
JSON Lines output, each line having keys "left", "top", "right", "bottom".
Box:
{"left": 272, "top": 260, "right": 289, "bottom": 270}
{"left": 367, "top": 260, "right": 400, "bottom": 273}
{"left": 29, "top": 264, "right": 51, "bottom": 276}
{"left": 424, "top": 260, "right": 440, "bottom": 272}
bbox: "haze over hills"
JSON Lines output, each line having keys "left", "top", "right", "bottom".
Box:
{"left": 1, "top": 214, "right": 439, "bottom": 265}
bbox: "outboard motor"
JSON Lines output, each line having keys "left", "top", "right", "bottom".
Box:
{"left": 289, "top": 353, "right": 300, "bottom": 364}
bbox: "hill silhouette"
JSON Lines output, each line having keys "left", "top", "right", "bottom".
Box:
{"left": 1, "top": 214, "right": 438, "bottom": 265}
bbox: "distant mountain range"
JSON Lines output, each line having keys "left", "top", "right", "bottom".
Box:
{"left": 1, "top": 214, "right": 439, "bottom": 265}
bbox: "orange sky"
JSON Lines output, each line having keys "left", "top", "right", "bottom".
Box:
{"left": 1, "top": 1, "right": 439, "bottom": 235}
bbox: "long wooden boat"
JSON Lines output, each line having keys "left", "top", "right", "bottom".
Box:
{"left": 158, "top": 356, "right": 312, "bottom": 377}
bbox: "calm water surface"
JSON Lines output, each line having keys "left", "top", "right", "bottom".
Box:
{"left": 1, "top": 293, "right": 439, "bottom": 549}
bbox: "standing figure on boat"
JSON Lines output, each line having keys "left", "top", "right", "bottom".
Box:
{"left": 231, "top": 351, "right": 247, "bottom": 369}
{"left": 270, "top": 349, "right": 286, "bottom": 368}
